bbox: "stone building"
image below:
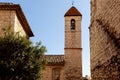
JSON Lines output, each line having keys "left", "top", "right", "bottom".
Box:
{"left": 0, "top": 3, "right": 34, "bottom": 38}
{"left": 41, "top": 6, "right": 82, "bottom": 80}
{"left": 90, "top": 0, "right": 120, "bottom": 80}
{"left": 0, "top": 3, "right": 82, "bottom": 80}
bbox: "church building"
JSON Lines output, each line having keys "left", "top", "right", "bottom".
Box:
{"left": 0, "top": 3, "right": 82, "bottom": 80}
{"left": 41, "top": 6, "right": 82, "bottom": 80}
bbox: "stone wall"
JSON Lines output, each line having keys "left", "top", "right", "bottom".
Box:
{"left": 65, "top": 49, "right": 82, "bottom": 80}
{"left": 90, "top": 0, "right": 120, "bottom": 79}
{"left": 0, "top": 10, "right": 15, "bottom": 36}
{"left": 65, "top": 16, "right": 82, "bottom": 48}
{"left": 14, "top": 13, "right": 28, "bottom": 38}
{"left": 41, "top": 66, "right": 64, "bottom": 80}
{"left": 0, "top": 10, "right": 28, "bottom": 38}
{"left": 64, "top": 16, "right": 82, "bottom": 80}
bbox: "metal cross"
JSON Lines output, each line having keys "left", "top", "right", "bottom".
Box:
{"left": 72, "top": 1, "right": 74, "bottom": 6}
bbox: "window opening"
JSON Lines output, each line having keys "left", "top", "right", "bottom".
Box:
{"left": 71, "top": 19, "right": 75, "bottom": 30}
{"left": 52, "top": 68, "right": 60, "bottom": 80}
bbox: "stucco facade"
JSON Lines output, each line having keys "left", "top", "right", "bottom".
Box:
{"left": 90, "top": 0, "right": 120, "bottom": 79}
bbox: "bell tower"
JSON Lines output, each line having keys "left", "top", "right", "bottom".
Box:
{"left": 64, "top": 6, "right": 82, "bottom": 80}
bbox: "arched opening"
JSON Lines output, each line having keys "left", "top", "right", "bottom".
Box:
{"left": 71, "top": 19, "right": 75, "bottom": 30}
{"left": 52, "top": 68, "right": 61, "bottom": 80}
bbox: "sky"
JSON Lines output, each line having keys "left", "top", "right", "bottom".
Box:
{"left": 0, "top": 0, "right": 90, "bottom": 77}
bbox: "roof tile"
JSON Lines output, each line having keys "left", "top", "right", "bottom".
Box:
{"left": 64, "top": 6, "right": 82, "bottom": 16}
{"left": 45, "top": 55, "right": 65, "bottom": 66}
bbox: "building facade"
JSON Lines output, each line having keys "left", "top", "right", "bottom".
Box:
{"left": 41, "top": 6, "right": 82, "bottom": 80}
{"left": 0, "top": 3, "right": 34, "bottom": 38}
{"left": 90, "top": 0, "right": 120, "bottom": 79}
{"left": 0, "top": 3, "right": 82, "bottom": 80}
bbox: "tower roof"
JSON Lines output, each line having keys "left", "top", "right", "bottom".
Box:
{"left": 64, "top": 6, "right": 82, "bottom": 16}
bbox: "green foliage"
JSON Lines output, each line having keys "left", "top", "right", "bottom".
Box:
{"left": 0, "top": 32, "right": 47, "bottom": 80}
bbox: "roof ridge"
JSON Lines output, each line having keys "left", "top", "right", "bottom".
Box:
{"left": 64, "top": 6, "right": 82, "bottom": 16}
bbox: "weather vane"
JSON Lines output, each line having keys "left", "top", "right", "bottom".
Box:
{"left": 72, "top": 1, "right": 74, "bottom": 6}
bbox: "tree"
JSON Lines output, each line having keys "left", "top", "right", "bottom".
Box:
{"left": 0, "top": 31, "right": 47, "bottom": 80}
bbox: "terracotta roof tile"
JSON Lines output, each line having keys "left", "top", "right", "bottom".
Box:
{"left": 45, "top": 55, "right": 65, "bottom": 66}
{"left": 64, "top": 6, "right": 82, "bottom": 16}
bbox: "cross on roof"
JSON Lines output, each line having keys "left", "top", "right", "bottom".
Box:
{"left": 72, "top": 1, "right": 74, "bottom": 6}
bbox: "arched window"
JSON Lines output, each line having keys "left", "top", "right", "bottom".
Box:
{"left": 71, "top": 19, "right": 75, "bottom": 30}
{"left": 52, "top": 68, "right": 61, "bottom": 80}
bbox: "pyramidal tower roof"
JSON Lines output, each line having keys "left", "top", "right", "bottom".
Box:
{"left": 64, "top": 6, "right": 82, "bottom": 16}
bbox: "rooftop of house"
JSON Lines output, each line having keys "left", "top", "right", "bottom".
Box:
{"left": 0, "top": 2, "right": 34, "bottom": 37}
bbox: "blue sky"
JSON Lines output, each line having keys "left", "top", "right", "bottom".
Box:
{"left": 0, "top": 0, "right": 90, "bottom": 77}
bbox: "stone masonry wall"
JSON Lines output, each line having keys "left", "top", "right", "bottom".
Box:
{"left": 41, "top": 66, "right": 64, "bottom": 80}
{"left": 0, "top": 10, "right": 15, "bottom": 36}
{"left": 0, "top": 10, "right": 28, "bottom": 38}
{"left": 65, "top": 49, "right": 82, "bottom": 80}
{"left": 65, "top": 16, "right": 82, "bottom": 48}
{"left": 90, "top": 0, "right": 120, "bottom": 79}
{"left": 64, "top": 16, "right": 82, "bottom": 80}
{"left": 14, "top": 13, "right": 28, "bottom": 38}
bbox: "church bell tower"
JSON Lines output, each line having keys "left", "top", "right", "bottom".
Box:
{"left": 64, "top": 6, "right": 82, "bottom": 80}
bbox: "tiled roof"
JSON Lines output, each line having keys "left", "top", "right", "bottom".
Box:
{"left": 64, "top": 6, "right": 82, "bottom": 16}
{"left": 45, "top": 55, "right": 65, "bottom": 66}
{"left": 0, "top": 3, "right": 34, "bottom": 37}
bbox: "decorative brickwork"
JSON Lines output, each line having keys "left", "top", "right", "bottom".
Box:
{"left": 90, "top": 0, "right": 120, "bottom": 79}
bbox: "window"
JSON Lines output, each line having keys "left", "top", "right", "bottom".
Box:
{"left": 52, "top": 68, "right": 61, "bottom": 80}
{"left": 71, "top": 19, "right": 75, "bottom": 30}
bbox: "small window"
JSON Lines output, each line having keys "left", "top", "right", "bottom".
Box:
{"left": 52, "top": 68, "right": 60, "bottom": 80}
{"left": 71, "top": 19, "right": 75, "bottom": 30}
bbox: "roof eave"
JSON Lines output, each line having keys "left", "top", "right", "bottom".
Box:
{"left": 64, "top": 15, "right": 82, "bottom": 17}
{"left": 15, "top": 4, "right": 34, "bottom": 37}
{"left": 0, "top": 4, "right": 34, "bottom": 37}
